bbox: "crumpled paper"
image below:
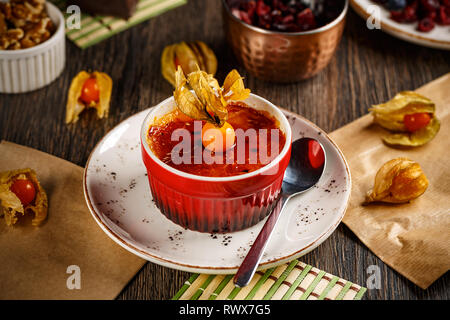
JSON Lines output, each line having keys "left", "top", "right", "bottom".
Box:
{"left": 330, "top": 73, "right": 450, "bottom": 289}
{"left": 0, "top": 141, "right": 145, "bottom": 299}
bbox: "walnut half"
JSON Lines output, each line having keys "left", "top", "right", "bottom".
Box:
{"left": 0, "top": 0, "right": 54, "bottom": 50}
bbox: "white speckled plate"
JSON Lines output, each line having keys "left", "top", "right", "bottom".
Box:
{"left": 83, "top": 108, "right": 351, "bottom": 274}
{"left": 351, "top": 0, "right": 450, "bottom": 50}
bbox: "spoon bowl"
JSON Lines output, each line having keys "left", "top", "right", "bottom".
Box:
{"left": 234, "top": 137, "right": 326, "bottom": 287}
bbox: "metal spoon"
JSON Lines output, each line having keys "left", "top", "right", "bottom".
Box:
{"left": 234, "top": 137, "right": 326, "bottom": 287}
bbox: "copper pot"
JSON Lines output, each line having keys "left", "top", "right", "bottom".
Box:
{"left": 222, "top": 0, "right": 348, "bottom": 82}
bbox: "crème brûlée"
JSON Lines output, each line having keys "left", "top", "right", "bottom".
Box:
{"left": 147, "top": 101, "right": 286, "bottom": 177}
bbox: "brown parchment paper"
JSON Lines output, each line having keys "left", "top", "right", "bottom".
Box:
{"left": 330, "top": 73, "right": 450, "bottom": 289}
{"left": 0, "top": 141, "right": 146, "bottom": 299}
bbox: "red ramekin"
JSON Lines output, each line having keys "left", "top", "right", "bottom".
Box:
{"left": 140, "top": 94, "right": 292, "bottom": 233}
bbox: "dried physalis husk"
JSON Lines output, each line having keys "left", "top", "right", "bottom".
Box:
{"left": 365, "top": 158, "right": 429, "bottom": 204}
{"left": 369, "top": 91, "right": 440, "bottom": 147}
{"left": 0, "top": 168, "right": 48, "bottom": 226}
{"left": 222, "top": 69, "right": 251, "bottom": 101}
{"left": 161, "top": 41, "right": 217, "bottom": 87}
{"left": 173, "top": 68, "right": 212, "bottom": 122}
{"left": 66, "top": 71, "right": 113, "bottom": 124}
{"left": 173, "top": 67, "right": 250, "bottom": 127}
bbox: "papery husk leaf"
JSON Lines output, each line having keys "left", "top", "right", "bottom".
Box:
{"left": 65, "top": 71, "right": 113, "bottom": 124}
{"left": 161, "top": 44, "right": 177, "bottom": 87}
{"left": 201, "top": 87, "right": 227, "bottom": 127}
{"left": 175, "top": 42, "right": 199, "bottom": 75}
{"left": 174, "top": 67, "right": 211, "bottom": 121}
{"left": 0, "top": 168, "right": 48, "bottom": 226}
{"left": 186, "top": 42, "right": 207, "bottom": 71}
{"left": 187, "top": 70, "right": 209, "bottom": 106}
{"left": 365, "top": 158, "right": 429, "bottom": 204}
{"left": 222, "top": 69, "right": 250, "bottom": 101}
{"left": 93, "top": 71, "right": 113, "bottom": 119}
{"left": 187, "top": 70, "right": 227, "bottom": 126}
{"left": 370, "top": 91, "right": 435, "bottom": 132}
{"left": 383, "top": 117, "right": 440, "bottom": 147}
{"left": 195, "top": 41, "right": 217, "bottom": 75}
{"left": 65, "top": 71, "right": 91, "bottom": 124}
{"left": 161, "top": 41, "right": 218, "bottom": 87}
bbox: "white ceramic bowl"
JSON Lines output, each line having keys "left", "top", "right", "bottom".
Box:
{"left": 0, "top": 2, "right": 66, "bottom": 93}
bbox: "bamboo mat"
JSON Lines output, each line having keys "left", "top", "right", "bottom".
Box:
{"left": 173, "top": 260, "right": 367, "bottom": 300}
{"left": 52, "top": 0, "right": 187, "bottom": 49}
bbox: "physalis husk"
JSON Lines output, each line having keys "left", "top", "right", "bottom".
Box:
{"left": 161, "top": 41, "right": 217, "bottom": 87}
{"left": 173, "top": 67, "right": 250, "bottom": 127}
{"left": 369, "top": 91, "right": 440, "bottom": 147}
{"left": 0, "top": 168, "right": 48, "bottom": 226}
{"left": 65, "top": 71, "right": 113, "bottom": 124}
{"left": 365, "top": 158, "right": 429, "bottom": 204}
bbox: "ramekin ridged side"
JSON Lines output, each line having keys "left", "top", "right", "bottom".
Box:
{"left": 0, "top": 2, "right": 65, "bottom": 93}
{"left": 147, "top": 170, "right": 284, "bottom": 233}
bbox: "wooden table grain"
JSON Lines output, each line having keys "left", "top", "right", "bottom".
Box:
{"left": 1, "top": 0, "right": 449, "bottom": 300}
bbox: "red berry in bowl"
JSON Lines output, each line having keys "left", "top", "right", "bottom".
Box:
{"left": 390, "top": 10, "right": 406, "bottom": 22}
{"left": 420, "top": 0, "right": 439, "bottom": 12}
{"left": 439, "top": 5, "right": 450, "bottom": 24}
{"left": 297, "top": 8, "right": 317, "bottom": 30}
{"left": 417, "top": 17, "right": 435, "bottom": 31}
{"left": 256, "top": 0, "right": 271, "bottom": 16}
{"left": 403, "top": 5, "right": 418, "bottom": 22}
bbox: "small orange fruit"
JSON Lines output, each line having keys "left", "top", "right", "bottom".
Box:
{"left": 202, "top": 122, "right": 235, "bottom": 152}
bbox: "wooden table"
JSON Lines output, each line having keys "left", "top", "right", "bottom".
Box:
{"left": 1, "top": 0, "right": 448, "bottom": 300}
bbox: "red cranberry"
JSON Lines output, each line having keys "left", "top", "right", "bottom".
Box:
{"left": 426, "top": 9, "right": 437, "bottom": 20}
{"left": 403, "top": 5, "right": 418, "bottom": 21}
{"left": 256, "top": 0, "right": 271, "bottom": 16}
{"left": 439, "top": 5, "right": 450, "bottom": 24}
{"left": 420, "top": 0, "right": 440, "bottom": 11}
{"left": 272, "top": 0, "right": 288, "bottom": 11}
{"left": 244, "top": 0, "right": 257, "bottom": 18}
{"left": 284, "top": 14, "right": 295, "bottom": 24}
{"left": 390, "top": 10, "right": 406, "bottom": 22}
{"left": 240, "top": 10, "right": 253, "bottom": 24}
{"left": 417, "top": 17, "right": 435, "bottom": 30}
{"left": 297, "top": 8, "right": 317, "bottom": 31}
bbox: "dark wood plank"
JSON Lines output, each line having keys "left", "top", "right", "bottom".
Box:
{"left": 0, "top": 0, "right": 449, "bottom": 300}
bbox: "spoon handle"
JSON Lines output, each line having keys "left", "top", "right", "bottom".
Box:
{"left": 233, "top": 193, "right": 290, "bottom": 287}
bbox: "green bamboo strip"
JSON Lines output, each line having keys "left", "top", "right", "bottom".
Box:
{"left": 234, "top": 272, "right": 264, "bottom": 300}
{"left": 199, "top": 275, "right": 226, "bottom": 300}
{"left": 71, "top": 0, "right": 165, "bottom": 41}
{"left": 66, "top": 16, "right": 103, "bottom": 36}
{"left": 190, "top": 274, "right": 216, "bottom": 300}
{"left": 78, "top": 0, "right": 185, "bottom": 48}
{"left": 317, "top": 276, "right": 339, "bottom": 300}
{"left": 281, "top": 264, "right": 312, "bottom": 300}
{"left": 64, "top": 0, "right": 154, "bottom": 36}
{"left": 262, "top": 260, "right": 299, "bottom": 300}
{"left": 335, "top": 281, "right": 353, "bottom": 300}
{"left": 299, "top": 270, "right": 326, "bottom": 300}
{"left": 208, "top": 274, "right": 233, "bottom": 300}
{"left": 172, "top": 273, "right": 199, "bottom": 300}
{"left": 226, "top": 286, "right": 242, "bottom": 300}
{"left": 245, "top": 268, "right": 276, "bottom": 300}
{"left": 252, "top": 264, "right": 288, "bottom": 299}
{"left": 353, "top": 287, "right": 367, "bottom": 300}
{"left": 71, "top": 16, "right": 119, "bottom": 41}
